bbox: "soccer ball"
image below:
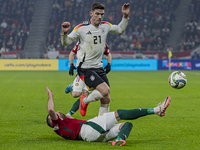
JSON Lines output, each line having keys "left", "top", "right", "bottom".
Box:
{"left": 169, "top": 71, "right": 187, "bottom": 89}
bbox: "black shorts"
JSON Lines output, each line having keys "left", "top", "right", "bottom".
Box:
{"left": 78, "top": 67, "right": 110, "bottom": 90}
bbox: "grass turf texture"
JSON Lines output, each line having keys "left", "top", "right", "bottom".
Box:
{"left": 0, "top": 70, "right": 199, "bottom": 150}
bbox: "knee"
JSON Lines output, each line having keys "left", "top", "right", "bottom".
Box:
{"left": 82, "top": 90, "right": 89, "bottom": 96}
{"left": 101, "top": 87, "right": 110, "bottom": 97}
{"left": 105, "top": 95, "right": 110, "bottom": 103}
{"left": 119, "top": 122, "right": 133, "bottom": 130}
{"left": 71, "top": 91, "right": 82, "bottom": 98}
{"left": 100, "top": 95, "right": 110, "bottom": 104}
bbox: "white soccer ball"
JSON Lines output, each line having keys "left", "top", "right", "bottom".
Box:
{"left": 169, "top": 71, "right": 187, "bottom": 89}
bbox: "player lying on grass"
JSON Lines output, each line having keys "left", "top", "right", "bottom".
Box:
{"left": 65, "top": 42, "right": 111, "bottom": 116}
{"left": 46, "top": 86, "right": 171, "bottom": 146}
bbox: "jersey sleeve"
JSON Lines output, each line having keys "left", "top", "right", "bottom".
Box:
{"left": 109, "top": 18, "right": 129, "bottom": 34}
{"left": 61, "top": 24, "right": 82, "bottom": 46}
{"left": 104, "top": 43, "right": 110, "bottom": 55}
{"left": 72, "top": 42, "right": 79, "bottom": 54}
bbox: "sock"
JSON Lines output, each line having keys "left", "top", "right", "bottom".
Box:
{"left": 83, "top": 90, "right": 104, "bottom": 104}
{"left": 146, "top": 106, "right": 160, "bottom": 114}
{"left": 67, "top": 98, "right": 80, "bottom": 116}
{"left": 153, "top": 106, "right": 160, "bottom": 114}
{"left": 98, "top": 104, "right": 110, "bottom": 116}
{"left": 117, "top": 108, "right": 148, "bottom": 120}
{"left": 116, "top": 122, "right": 133, "bottom": 140}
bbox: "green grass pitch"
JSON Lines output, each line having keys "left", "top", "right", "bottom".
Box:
{"left": 0, "top": 70, "right": 199, "bottom": 150}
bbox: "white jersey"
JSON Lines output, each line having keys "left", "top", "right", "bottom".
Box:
{"left": 61, "top": 18, "right": 129, "bottom": 68}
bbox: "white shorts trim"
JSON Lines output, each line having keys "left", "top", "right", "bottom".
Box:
{"left": 72, "top": 75, "right": 88, "bottom": 92}
{"left": 80, "top": 112, "right": 118, "bottom": 142}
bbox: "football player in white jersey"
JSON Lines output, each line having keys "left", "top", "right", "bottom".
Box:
{"left": 61, "top": 2, "right": 130, "bottom": 116}
{"left": 66, "top": 42, "right": 112, "bottom": 116}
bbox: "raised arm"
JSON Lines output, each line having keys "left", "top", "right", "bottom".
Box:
{"left": 109, "top": 3, "right": 130, "bottom": 34}
{"left": 61, "top": 22, "right": 79, "bottom": 46}
{"left": 46, "top": 86, "right": 57, "bottom": 120}
{"left": 122, "top": 3, "right": 130, "bottom": 19}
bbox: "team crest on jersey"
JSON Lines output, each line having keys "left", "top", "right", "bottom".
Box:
{"left": 75, "top": 83, "right": 79, "bottom": 86}
{"left": 53, "top": 124, "right": 59, "bottom": 131}
{"left": 100, "top": 27, "right": 105, "bottom": 34}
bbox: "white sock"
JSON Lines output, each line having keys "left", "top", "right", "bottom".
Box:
{"left": 83, "top": 90, "right": 104, "bottom": 104}
{"left": 153, "top": 106, "right": 161, "bottom": 114}
{"left": 98, "top": 104, "right": 110, "bottom": 116}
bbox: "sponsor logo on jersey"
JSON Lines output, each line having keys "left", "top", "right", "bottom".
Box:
{"left": 75, "top": 83, "right": 79, "bottom": 86}
{"left": 53, "top": 125, "right": 59, "bottom": 131}
{"left": 86, "top": 31, "right": 92, "bottom": 34}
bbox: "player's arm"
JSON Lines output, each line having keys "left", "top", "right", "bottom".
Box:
{"left": 104, "top": 44, "right": 112, "bottom": 74}
{"left": 104, "top": 53, "right": 112, "bottom": 74}
{"left": 61, "top": 22, "right": 79, "bottom": 46}
{"left": 69, "top": 51, "right": 76, "bottom": 65}
{"left": 106, "top": 53, "right": 112, "bottom": 64}
{"left": 46, "top": 87, "right": 58, "bottom": 120}
{"left": 122, "top": 3, "right": 130, "bottom": 19}
{"left": 69, "top": 43, "right": 78, "bottom": 76}
{"left": 109, "top": 3, "right": 130, "bottom": 34}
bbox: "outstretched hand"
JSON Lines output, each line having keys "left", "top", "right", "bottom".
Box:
{"left": 62, "top": 22, "right": 71, "bottom": 34}
{"left": 122, "top": 3, "right": 130, "bottom": 19}
{"left": 46, "top": 86, "right": 54, "bottom": 97}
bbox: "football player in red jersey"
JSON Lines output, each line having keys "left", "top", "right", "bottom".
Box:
{"left": 46, "top": 87, "right": 171, "bottom": 146}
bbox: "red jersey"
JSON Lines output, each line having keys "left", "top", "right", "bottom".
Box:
{"left": 72, "top": 42, "right": 110, "bottom": 55}
{"left": 51, "top": 115, "right": 87, "bottom": 140}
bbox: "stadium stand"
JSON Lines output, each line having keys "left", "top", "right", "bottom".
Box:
{"left": 1, "top": 0, "right": 198, "bottom": 59}
{"left": 179, "top": 0, "right": 200, "bottom": 51}
{"left": 0, "top": 0, "right": 36, "bottom": 58}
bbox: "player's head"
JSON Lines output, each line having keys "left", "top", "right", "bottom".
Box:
{"left": 46, "top": 115, "right": 53, "bottom": 128}
{"left": 91, "top": 2, "right": 105, "bottom": 11}
{"left": 46, "top": 111, "right": 67, "bottom": 128}
{"left": 90, "top": 2, "right": 105, "bottom": 26}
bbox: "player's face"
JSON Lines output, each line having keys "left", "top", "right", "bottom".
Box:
{"left": 56, "top": 111, "right": 67, "bottom": 118}
{"left": 90, "top": 9, "right": 104, "bottom": 26}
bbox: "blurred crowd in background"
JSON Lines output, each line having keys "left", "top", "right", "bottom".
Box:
{"left": 180, "top": 0, "right": 200, "bottom": 52}
{"left": 1, "top": 0, "right": 200, "bottom": 56}
{"left": 46, "top": 0, "right": 180, "bottom": 52}
{"left": 0, "top": 0, "right": 35, "bottom": 54}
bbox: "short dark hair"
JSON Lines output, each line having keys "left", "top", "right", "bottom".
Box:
{"left": 91, "top": 2, "right": 105, "bottom": 11}
{"left": 46, "top": 115, "right": 53, "bottom": 128}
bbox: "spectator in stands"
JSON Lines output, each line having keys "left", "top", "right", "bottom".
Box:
{"left": 1, "top": 19, "right": 7, "bottom": 28}
{"left": 192, "top": 51, "right": 199, "bottom": 59}
{"left": 0, "top": 41, "right": 8, "bottom": 53}
{"left": 179, "top": 45, "right": 184, "bottom": 52}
